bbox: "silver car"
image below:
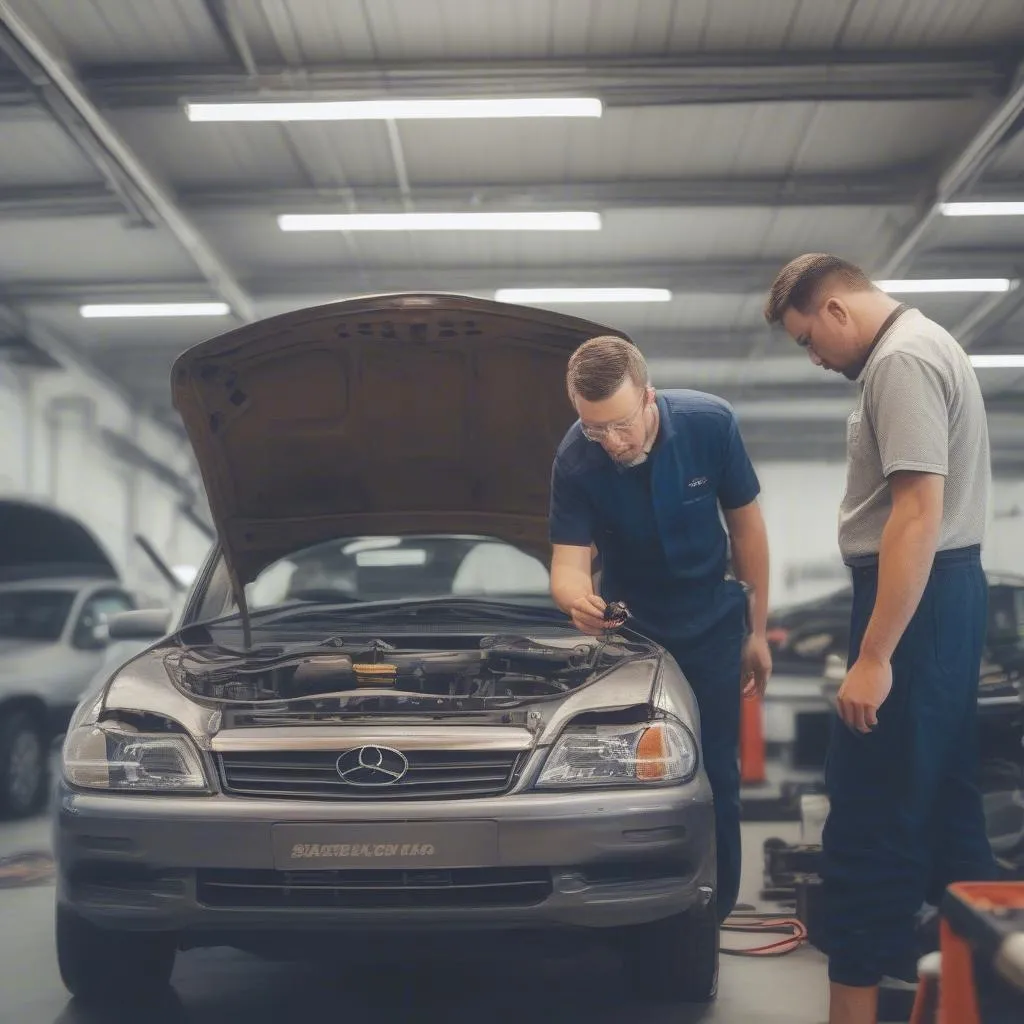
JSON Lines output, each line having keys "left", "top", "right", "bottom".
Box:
{"left": 0, "top": 496, "right": 139, "bottom": 817}
{"left": 54, "top": 295, "right": 719, "bottom": 1007}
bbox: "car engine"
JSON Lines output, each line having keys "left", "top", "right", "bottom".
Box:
{"left": 164, "top": 634, "right": 646, "bottom": 704}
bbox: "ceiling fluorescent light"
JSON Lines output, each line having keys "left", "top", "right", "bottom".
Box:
{"left": 186, "top": 97, "right": 603, "bottom": 122}
{"left": 875, "top": 279, "right": 1014, "bottom": 294}
{"left": 80, "top": 303, "right": 231, "bottom": 318}
{"left": 495, "top": 288, "right": 672, "bottom": 303}
{"left": 940, "top": 202, "right": 1024, "bottom": 217}
{"left": 278, "top": 212, "right": 601, "bottom": 231}
{"left": 970, "top": 354, "right": 1024, "bottom": 369}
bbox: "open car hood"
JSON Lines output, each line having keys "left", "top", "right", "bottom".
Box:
{"left": 171, "top": 293, "right": 631, "bottom": 593}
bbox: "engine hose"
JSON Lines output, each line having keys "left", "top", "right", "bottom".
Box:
{"left": 720, "top": 912, "right": 808, "bottom": 957}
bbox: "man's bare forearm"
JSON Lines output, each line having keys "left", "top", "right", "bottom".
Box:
{"left": 549, "top": 544, "right": 598, "bottom": 616}
{"left": 859, "top": 473, "right": 943, "bottom": 664}
{"left": 551, "top": 567, "right": 593, "bottom": 615}
{"left": 859, "top": 509, "right": 940, "bottom": 664}
{"left": 729, "top": 511, "right": 770, "bottom": 636}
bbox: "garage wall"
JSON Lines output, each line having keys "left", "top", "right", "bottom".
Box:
{"left": 756, "top": 461, "right": 850, "bottom": 608}
{"left": 757, "top": 461, "right": 1024, "bottom": 609}
{"left": 0, "top": 360, "right": 212, "bottom": 604}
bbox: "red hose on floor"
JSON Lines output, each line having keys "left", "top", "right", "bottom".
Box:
{"left": 720, "top": 912, "right": 808, "bottom": 957}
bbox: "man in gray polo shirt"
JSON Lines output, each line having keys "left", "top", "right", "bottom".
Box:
{"left": 764, "top": 254, "right": 996, "bottom": 1024}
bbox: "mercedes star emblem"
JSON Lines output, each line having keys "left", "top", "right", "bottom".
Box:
{"left": 336, "top": 745, "right": 410, "bottom": 786}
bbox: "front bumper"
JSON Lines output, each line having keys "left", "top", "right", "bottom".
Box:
{"left": 55, "top": 780, "right": 716, "bottom": 936}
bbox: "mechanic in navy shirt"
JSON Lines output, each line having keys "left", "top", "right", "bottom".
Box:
{"left": 548, "top": 335, "right": 772, "bottom": 922}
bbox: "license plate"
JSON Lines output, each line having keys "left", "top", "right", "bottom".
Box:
{"left": 271, "top": 821, "right": 498, "bottom": 869}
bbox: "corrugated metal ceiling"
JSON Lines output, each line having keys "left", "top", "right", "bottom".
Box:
{"left": 107, "top": 109, "right": 399, "bottom": 188}
{"left": 0, "top": 118, "right": 103, "bottom": 186}
{"left": 230, "top": 0, "right": 1024, "bottom": 63}
{"left": 0, "top": 217, "right": 200, "bottom": 281}
{"left": 28, "top": 0, "right": 1024, "bottom": 65}
{"left": 194, "top": 205, "right": 908, "bottom": 274}
{"left": 389, "top": 97, "right": 999, "bottom": 184}
{"left": 29, "top": 0, "right": 226, "bottom": 63}
{"left": 0, "top": 0, "right": 1020, "bottom": 430}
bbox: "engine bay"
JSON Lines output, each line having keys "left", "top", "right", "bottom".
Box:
{"left": 164, "top": 633, "right": 649, "bottom": 705}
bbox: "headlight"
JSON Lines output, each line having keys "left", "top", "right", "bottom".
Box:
{"left": 62, "top": 721, "right": 211, "bottom": 793}
{"left": 536, "top": 719, "right": 697, "bottom": 788}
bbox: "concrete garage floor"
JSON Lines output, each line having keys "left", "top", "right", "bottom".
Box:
{"left": 0, "top": 813, "right": 830, "bottom": 1024}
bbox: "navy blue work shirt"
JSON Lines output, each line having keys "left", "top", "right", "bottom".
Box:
{"left": 549, "top": 390, "right": 760, "bottom": 643}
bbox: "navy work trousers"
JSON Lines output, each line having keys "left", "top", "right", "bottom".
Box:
{"left": 656, "top": 589, "right": 747, "bottom": 922}
{"left": 821, "top": 545, "right": 998, "bottom": 987}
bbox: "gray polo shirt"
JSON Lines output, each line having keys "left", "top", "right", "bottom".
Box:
{"left": 838, "top": 306, "right": 991, "bottom": 563}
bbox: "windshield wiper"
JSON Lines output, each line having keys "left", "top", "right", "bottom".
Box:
{"left": 248, "top": 596, "right": 568, "bottom": 626}
{"left": 184, "top": 595, "right": 569, "bottom": 636}
{"left": 333, "top": 599, "right": 568, "bottom": 623}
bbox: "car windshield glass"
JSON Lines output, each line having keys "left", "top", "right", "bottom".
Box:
{"left": 208, "top": 534, "right": 553, "bottom": 621}
{"left": 0, "top": 589, "right": 76, "bottom": 641}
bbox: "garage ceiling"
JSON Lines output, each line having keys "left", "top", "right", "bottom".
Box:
{"left": 0, "top": 0, "right": 1022, "bottom": 470}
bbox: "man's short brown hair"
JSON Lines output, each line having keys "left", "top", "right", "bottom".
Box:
{"left": 566, "top": 335, "right": 648, "bottom": 402}
{"left": 763, "top": 253, "right": 876, "bottom": 325}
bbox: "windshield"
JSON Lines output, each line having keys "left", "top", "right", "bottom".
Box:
{"left": 196, "top": 534, "right": 554, "bottom": 624}
{"left": 0, "top": 589, "right": 76, "bottom": 641}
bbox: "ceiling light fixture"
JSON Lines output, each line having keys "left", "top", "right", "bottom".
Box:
{"left": 494, "top": 288, "right": 672, "bottom": 303}
{"left": 278, "top": 212, "right": 602, "bottom": 231}
{"left": 939, "top": 202, "right": 1024, "bottom": 217}
{"left": 875, "top": 279, "right": 1015, "bottom": 294}
{"left": 969, "top": 354, "right": 1024, "bottom": 369}
{"left": 79, "top": 303, "right": 231, "bottom": 318}
{"left": 185, "top": 97, "right": 603, "bottom": 122}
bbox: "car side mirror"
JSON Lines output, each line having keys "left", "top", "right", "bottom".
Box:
{"left": 107, "top": 608, "right": 172, "bottom": 641}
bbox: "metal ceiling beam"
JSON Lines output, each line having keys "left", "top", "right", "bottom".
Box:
{"left": 3, "top": 169, "right": 1024, "bottom": 221}
{"left": 0, "top": 48, "right": 1014, "bottom": 110}
{"left": 0, "top": 0, "right": 256, "bottom": 323}
{"left": 174, "top": 173, "right": 949, "bottom": 211}
{"left": 203, "top": 0, "right": 259, "bottom": 79}
{"left": 0, "top": 302, "right": 138, "bottom": 401}
{"left": 954, "top": 280, "right": 1024, "bottom": 349}
{"left": 0, "top": 22, "right": 155, "bottom": 224}
{"left": 0, "top": 260, "right": 781, "bottom": 301}
{"left": 0, "top": 172, "right": 938, "bottom": 220}
{"left": 879, "top": 61, "right": 1024, "bottom": 282}
{"left": 6, "top": 248, "right": 1024, "bottom": 307}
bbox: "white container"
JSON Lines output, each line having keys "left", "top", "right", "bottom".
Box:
{"left": 800, "top": 793, "right": 830, "bottom": 846}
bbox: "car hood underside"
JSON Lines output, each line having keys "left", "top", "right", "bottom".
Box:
{"left": 171, "top": 293, "right": 632, "bottom": 598}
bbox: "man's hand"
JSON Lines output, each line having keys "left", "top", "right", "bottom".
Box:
{"left": 741, "top": 633, "right": 772, "bottom": 698}
{"left": 569, "top": 593, "right": 608, "bottom": 635}
{"left": 551, "top": 543, "right": 610, "bottom": 636}
{"left": 837, "top": 654, "right": 893, "bottom": 734}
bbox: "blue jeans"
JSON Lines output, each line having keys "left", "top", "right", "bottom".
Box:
{"left": 821, "top": 546, "right": 997, "bottom": 986}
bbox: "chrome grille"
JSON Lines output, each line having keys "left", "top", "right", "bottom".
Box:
{"left": 197, "top": 866, "right": 552, "bottom": 909}
{"left": 217, "top": 748, "right": 522, "bottom": 800}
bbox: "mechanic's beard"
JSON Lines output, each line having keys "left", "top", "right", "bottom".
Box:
{"left": 614, "top": 407, "right": 656, "bottom": 467}
{"left": 608, "top": 446, "right": 649, "bottom": 469}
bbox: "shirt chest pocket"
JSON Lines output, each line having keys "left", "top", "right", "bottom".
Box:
{"left": 660, "top": 488, "right": 722, "bottom": 567}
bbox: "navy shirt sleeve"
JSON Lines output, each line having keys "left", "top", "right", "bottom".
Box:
{"left": 548, "top": 456, "right": 595, "bottom": 547}
{"left": 717, "top": 411, "right": 761, "bottom": 510}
